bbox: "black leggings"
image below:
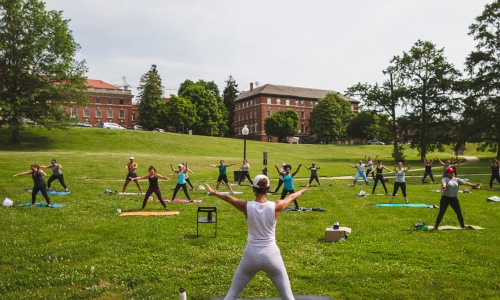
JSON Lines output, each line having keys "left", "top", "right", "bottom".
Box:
{"left": 366, "top": 168, "right": 375, "bottom": 179}
{"left": 47, "top": 174, "right": 67, "bottom": 189}
{"left": 32, "top": 184, "right": 50, "bottom": 205}
{"left": 237, "top": 171, "right": 252, "bottom": 185}
{"left": 281, "top": 189, "right": 299, "bottom": 209}
{"left": 172, "top": 183, "right": 191, "bottom": 201}
{"left": 185, "top": 178, "right": 194, "bottom": 189}
{"left": 274, "top": 179, "right": 284, "bottom": 193}
{"left": 308, "top": 174, "right": 320, "bottom": 185}
{"left": 372, "top": 175, "right": 388, "bottom": 194}
{"left": 392, "top": 182, "right": 407, "bottom": 197}
{"left": 421, "top": 171, "right": 435, "bottom": 183}
{"left": 142, "top": 187, "right": 167, "bottom": 209}
{"left": 490, "top": 174, "right": 500, "bottom": 188}
{"left": 435, "top": 196, "right": 464, "bottom": 228}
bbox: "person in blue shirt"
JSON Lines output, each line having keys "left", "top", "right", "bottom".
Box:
{"left": 170, "top": 163, "right": 191, "bottom": 201}
{"left": 275, "top": 163, "right": 302, "bottom": 209}
{"left": 209, "top": 160, "right": 235, "bottom": 193}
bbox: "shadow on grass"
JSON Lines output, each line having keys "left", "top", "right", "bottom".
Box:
{"left": 0, "top": 127, "right": 54, "bottom": 151}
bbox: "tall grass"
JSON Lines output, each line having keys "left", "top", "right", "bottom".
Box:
{"left": 0, "top": 127, "right": 498, "bottom": 299}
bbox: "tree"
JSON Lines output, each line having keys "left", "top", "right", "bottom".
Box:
{"left": 165, "top": 95, "right": 196, "bottom": 133}
{"left": 309, "top": 93, "right": 352, "bottom": 144}
{"left": 222, "top": 75, "right": 238, "bottom": 137}
{"left": 0, "top": 0, "right": 88, "bottom": 143}
{"left": 178, "top": 79, "right": 227, "bottom": 136}
{"left": 137, "top": 64, "right": 167, "bottom": 131}
{"left": 347, "top": 110, "right": 391, "bottom": 143}
{"left": 464, "top": 1, "right": 500, "bottom": 159}
{"left": 392, "top": 40, "right": 462, "bottom": 160}
{"left": 264, "top": 110, "right": 299, "bottom": 142}
{"left": 346, "top": 66, "right": 405, "bottom": 160}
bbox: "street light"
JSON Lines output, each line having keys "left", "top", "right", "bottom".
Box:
{"left": 242, "top": 125, "right": 249, "bottom": 160}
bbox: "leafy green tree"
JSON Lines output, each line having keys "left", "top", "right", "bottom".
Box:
{"left": 178, "top": 79, "right": 227, "bottom": 136}
{"left": 309, "top": 93, "right": 352, "bottom": 144}
{"left": 137, "top": 64, "right": 167, "bottom": 131}
{"left": 392, "top": 40, "right": 462, "bottom": 160}
{"left": 347, "top": 66, "right": 405, "bottom": 160}
{"left": 0, "top": 0, "right": 87, "bottom": 143}
{"left": 222, "top": 75, "right": 238, "bottom": 137}
{"left": 347, "top": 110, "right": 391, "bottom": 143}
{"left": 165, "top": 95, "right": 196, "bottom": 133}
{"left": 264, "top": 110, "right": 299, "bottom": 142}
{"left": 464, "top": 1, "right": 500, "bottom": 158}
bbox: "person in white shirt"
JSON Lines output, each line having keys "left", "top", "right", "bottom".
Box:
{"left": 206, "top": 175, "right": 309, "bottom": 300}
{"left": 349, "top": 160, "right": 369, "bottom": 186}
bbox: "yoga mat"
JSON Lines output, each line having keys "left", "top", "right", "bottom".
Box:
{"left": 119, "top": 211, "right": 180, "bottom": 216}
{"left": 169, "top": 199, "right": 202, "bottom": 203}
{"left": 18, "top": 202, "right": 65, "bottom": 208}
{"left": 376, "top": 203, "right": 438, "bottom": 208}
{"left": 208, "top": 191, "right": 243, "bottom": 195}
{"left": 356, "top": 179, "right": 374, "bottom": 182}
{"left": 284, "top": 207, "right": 326, "bottom": 212}
{"left": 427, "top": 225, "right": 485, "bottom": 230}
{"left": 117, "top": 192, "right": 142, "bottom": 195}
{"left": 28, "top": 190, "right": 70, "bottom": 195}
{"left": 487, "top": 196, "right": 500, "bottom": 202}
{"left": 212, "top": 296, "right": 332, "bottom": 300}
{"left": 431, "top": 189, "right": 471, "bottom": 193}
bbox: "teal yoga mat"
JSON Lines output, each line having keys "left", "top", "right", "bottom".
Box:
{"left": 376, "top": 203, "right": 438, "bottom": 208}
{"left": 28, "top": 190, "right": 70, "bottom": 195}
{"left": 18, "top": 202, "right": 66, "bottom": 208}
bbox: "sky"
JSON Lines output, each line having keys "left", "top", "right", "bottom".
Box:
{"left": 44, "top": 0, "right": 491, "bottom": 100}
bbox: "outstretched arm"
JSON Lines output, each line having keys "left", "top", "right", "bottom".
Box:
{"left": 205, "top": 184, "right": 247, "bottom": 215}
{"left": 383, "top": 166, "right": 393, "bottom": 172}
{"left": 14, "top": 170, "right": 33, "bottom": 176}
{"left": 292, "top": 164, "right": 303, "bottom": 177}
{"left": 275, "top": 184, "right": 309, "bottom": 212}
{"left": 436, "top": 157, "right": 445, "bottom": 165}
{"left": 157, "top": 174, "right": 171, "bottom": 181}
{"left": 170, "top": 164, "right": 177, "bottom": 173}
{"left": 131, "top": 175, "right": 148, "bottom": 181}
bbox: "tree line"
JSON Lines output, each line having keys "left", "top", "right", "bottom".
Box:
{"left": 0, "top": 0, "right": 498, "bottom": 159}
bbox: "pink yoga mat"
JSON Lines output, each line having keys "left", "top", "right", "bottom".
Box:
{"left": 169, "top": 199, "right": 202, "bottom": 203}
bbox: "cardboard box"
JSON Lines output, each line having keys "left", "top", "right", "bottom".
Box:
{"left": 325, "top": 226, "right": 352, "bottom": 242}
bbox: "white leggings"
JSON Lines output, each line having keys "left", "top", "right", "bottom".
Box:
{"left": 224, "top": 245, "right": 294, "bottom": 300}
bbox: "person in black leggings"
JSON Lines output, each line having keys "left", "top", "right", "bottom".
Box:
{"left": 237, "top": 159, "right": 252, "bottom": 185}
{"left": 490, "top": 159, "right": 500, "bottom": 189}
{"left": 421, "top": 157, "right": 435, "bottom": 183}
{"left": 369, "top": 160, "right": 393, "bottom": 195}
{"left": 170, "top": 163, "right": 191, "bottom": 201}
{"left": 14, "top": 164, "right": 51, "bottom": 206}
{"left": 130, "top": 166, "right": 171, "bottom": 210}
{"left": 305, "top": 162, "right": 321, "bottom": 186}
{"left": 41, "top": 159, "right": 69, "bottom": 191}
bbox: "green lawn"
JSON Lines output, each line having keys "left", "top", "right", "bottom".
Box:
{"left": 0, "top": 127, "right": 498, "bottom": 300}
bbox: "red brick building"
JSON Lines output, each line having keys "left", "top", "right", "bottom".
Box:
{"left": 234, "top": 83, "right": 360, "bottom": 142}
{"left": 64, "top": 79, "right": 138, "bottom": 128}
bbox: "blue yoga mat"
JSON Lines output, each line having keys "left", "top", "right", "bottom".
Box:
{"left": 18, "top": 202, "right": 66, "bottom": 208}
{"left": 376, "top": 203, "right": 437, "bottom": 208}
{"left": 28, "top": 190, "right": 70, "bottom": 195}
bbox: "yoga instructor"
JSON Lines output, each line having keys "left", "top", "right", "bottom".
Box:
{"left": 206, "top": 175, "right": 309, "bottom": 300}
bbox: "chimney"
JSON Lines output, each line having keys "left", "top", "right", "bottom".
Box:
{"left": 250, "top": 82, "right": 253, "bottom": 91}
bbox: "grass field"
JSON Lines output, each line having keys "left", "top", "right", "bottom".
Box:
{"left": 0, "top": 127, "right": 499, "bottom": 300}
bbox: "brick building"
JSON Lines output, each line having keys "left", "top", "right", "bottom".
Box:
{"left": 234, "top": 83, "right": 360, "bottom": 142}
{"left": 64, "top": 79, "right": 138, "bottom": 128}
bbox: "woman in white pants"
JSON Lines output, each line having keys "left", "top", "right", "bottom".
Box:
{"left": 206, "top": 175, "right": 309, "bottom": 300}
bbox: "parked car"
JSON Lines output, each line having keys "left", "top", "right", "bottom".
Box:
{"left": 102, "top": 122, "right": 126, "bottom": 130}
{"left": 367, "top": 140, "right": 385, "bottom": 145}
{"left": 75, "top": 122, "right": 92, "bottom": 128}
{"left": 153, "top": 128, "right": 165, "bottom": 132}
{"left": 133, "top": 125, "right": 144, "bottom": 130}
{"left": 287, "top": 137, "right": 299, "bottom": 144}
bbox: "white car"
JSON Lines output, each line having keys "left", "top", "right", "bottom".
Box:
{"left": 367, "top": 140, "right": 385, "bottom": 145}
{"left": 102, "top": 122, "right": 126, "bottom": 130}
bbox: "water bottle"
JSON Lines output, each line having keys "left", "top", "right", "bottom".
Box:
{"left": 333, "top": 221, "right": 339, "bottom": 230}
{"left": 179, "top": 287, "right": 186, "bottom": 300}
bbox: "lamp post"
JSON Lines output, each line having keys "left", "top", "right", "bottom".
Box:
{"left": 242, "top": 125, "right": 249, "bottom": 160}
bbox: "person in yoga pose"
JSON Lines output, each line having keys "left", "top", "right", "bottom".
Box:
{"left": 121, "top": 156, "right": 143, "bottom": 194}
{"left": 41, "top": 159, "right": 68, "bottom": 192}
{"left": 272, "top": 162, "right": 287, "bottom": 194}
{"left": 205, "top": 175, "right": 309, "bottom": 300}
{"left": 421, "top": 157, "right": 435, "bottom": 183}
{"left": 490, "top": 158, "right": 500, "bottom": 189}
{"left": 130, "top": 166, "right": 170, "bottom": 210}
{"left": 170, "top": 163, "right": 191, "bottom": 201}
{"left": 14, "top": 164, "right": 51, "bottom": 207}
{"left": 368, "top": 160, "right": 393, "bottom": 195}
{"left": 436, "top": 157, "right": 461, "bottom": 178}
{"left": 434, "top": 167, "right": 481, "bottom": 229}
{"left": 305, "top": 162, "right": 321, "bottom": 186}
{"left": 275, "top": 163, "right": 303, "bottom": 209}
{"left": 390, "top": 161, "right": 410, "bottom": 204}
{"left": 349, "top": 160, "right": 369, "bottom": 186}
{"left": 237, "top": 159, "right": 252, "bottom": 185}
{"left": 365, "top": 155, "right": 379, "bottom": 180}
{"left": 208, "top": 160, "right": 235, "bottom": 193}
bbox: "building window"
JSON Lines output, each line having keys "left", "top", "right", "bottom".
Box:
{"left": 285, "top": 99, "right": 290, "bottom": 106}
{"left": 95, "top": 97, "right": 101, "bottom": 104}
{"left": 267, "top": 97, "right": 271, "bottom": 104}
{"left": 119, "top": 99, "right": 124, "bottom": 105}
{"left": 71, "top": 107, "right": 77, "bottom": 117}
{"left": 83, "top": 108, "right": 90, "bottom": 117}
{"left": 277, "top": 98, "right": 281, "bottom": 105}
{"left": 96, "top": 108, "right": 102, "bottom": 118}
{"left": 267, "top": 109, "right": 272, "bottom": 116}
{"left": 301, "top": 124, "right": 305, "bottom": 133}
{"left": 300, "top": 100, "right": 305, "bottom": 106}
{"left": 295, "top": 100, "right": 299, "bottom": 106}
{"left": 107, "top": 109, "right": 113, "bottom": 118}
{"left": 132, "top": 112, "right": 136, "bottom": 121}
{"left": 310, "top": 101, "right": 314, "bottom": 107}
{"left": 301, "top": 111, "right": 305, "bottom": 119}
{"left": 119, "top": 110, "right": 125, "bottom": 119}
{"left": 250, "top": 100, "right": 253, "bottom": 106}
{"left": 107, "top": 98, "right": 113, "bottom": 105}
